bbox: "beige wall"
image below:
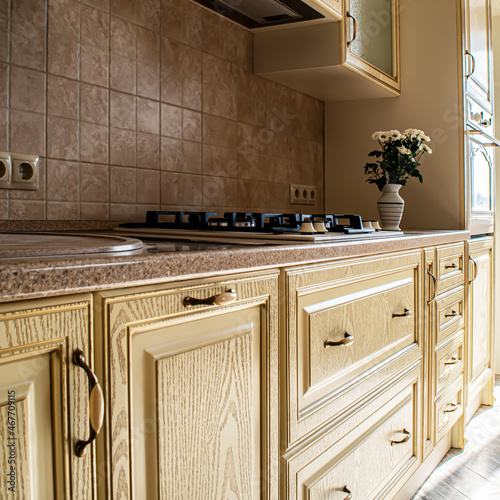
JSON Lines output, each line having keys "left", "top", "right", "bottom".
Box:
{"left": 0, "top": 0, "right": 324, "bottom": 221}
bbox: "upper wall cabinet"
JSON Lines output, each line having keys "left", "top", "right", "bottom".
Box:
{"left": 463, "top": 0, "right": 493, "bottom": 113}
{"left": 254, "top": 0, "right": 400, "bottom": 101}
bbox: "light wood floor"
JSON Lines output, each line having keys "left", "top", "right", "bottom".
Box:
{"left": 412, "top": 376, "right": 500, "bottom": 499}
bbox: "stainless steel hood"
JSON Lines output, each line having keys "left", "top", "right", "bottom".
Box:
{"left": 193, "top": 0, "right": 338, "bottom": 29}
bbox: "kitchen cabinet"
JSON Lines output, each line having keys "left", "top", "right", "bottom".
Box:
{"left": 466, "top": 236, "right": 494, "bottom": 422}
{"left": 280, "top": 250, "right": 422, "bottom": 498}
{"left": 0, "top": 296, "right": 95, "bottom": 499}
{"left": 93, "top": 271, "right": 279, "bottom": 499}
{"left": 424, "top": 243, "right": 466, "bottom": 459}
{"left": 253, "top": 0, "right": 400, "bottom": 101}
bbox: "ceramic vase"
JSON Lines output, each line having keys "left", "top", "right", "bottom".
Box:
{"left": 377, "top": 184, "right": 404, "bottom": 231}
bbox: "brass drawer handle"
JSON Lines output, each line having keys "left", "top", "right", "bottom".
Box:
{"left": 469, "top": 256, "right": 478, "bottom": 282}
{"left": 346, "top": 12, "right": 358, "bottom": 47}
{"left": 183, "top": 289, "right": 237, "bottom": 307}
{"left": 444, "top": 357, "right": 460, "bottom": 366}
{"left": 74, "top": 349, "right": 104, "bottom": 458}
{"left": 342, "top": 486, "right": 352, "bottom": 500}
{"left": 324, "top": 332, "right": 354, "bottom": 348}
{"left": 392, "top": 308, "right": 412, "bottom": 318}
{"left": 391, "top": 428, "right": 411, "bottom": 446}
{"left": 465, "top": 49, "right": 476, "bottom": 78}
{"left": 427, "top": 269, "right": 437, "bottom": 304}
{"left": 443, "top": 403, "right": 461, "bottom": 413}
{"left": 445, "top": 310, "right": 460, "bottom": 318}
{"left": 445, "top": 262, "right": 458, "bottom": 269}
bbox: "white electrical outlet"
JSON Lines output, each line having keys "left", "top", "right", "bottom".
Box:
{"left": 290, "top": 184, "right": 317, "bottom": 205}
{"left": 0, "top": 152, "right": 12, "bottom": 188}
{"left": 10, "top": 153, "right": 39, "bottom": 190}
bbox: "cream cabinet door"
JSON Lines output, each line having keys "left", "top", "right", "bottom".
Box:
{"left": 464, "top": 0, "right": 493, "bottom": 112}
{"left": 95, "top": 273, "right": 279, "bottom": 500}
{"left": 0, "top": 296, "right": 94, "bottom": 499}
{"left": 467, "top": 237, "right": 494, "bottom": 416}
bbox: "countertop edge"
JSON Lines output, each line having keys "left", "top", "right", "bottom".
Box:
{"left": 0, "top": 230, "right": 472, "bottom": 303}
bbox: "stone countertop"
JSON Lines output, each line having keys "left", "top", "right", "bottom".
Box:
{"left": 0, "top": 229, "right": 470, "bottom": 303}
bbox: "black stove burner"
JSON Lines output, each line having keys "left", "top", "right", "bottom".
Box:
{"left": 120, "top": 211, "right": 374, "bottom": 234}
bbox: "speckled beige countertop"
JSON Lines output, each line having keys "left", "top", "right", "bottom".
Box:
{"left": 0, "top": 229, "right": 470, "bottom": 303}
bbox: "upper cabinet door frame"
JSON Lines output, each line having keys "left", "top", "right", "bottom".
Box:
{"left": 343, "top": 0, "right": 400, "bottom": 93}
{"left": 463, "top": 0, "right": 494, "bottom": 113}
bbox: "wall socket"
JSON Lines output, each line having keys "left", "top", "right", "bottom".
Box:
{"left": 290, "top": 184, "right": 317, "bottom": 205}
{"left": 0, "top": 152, "right": 39, "bottom": 190}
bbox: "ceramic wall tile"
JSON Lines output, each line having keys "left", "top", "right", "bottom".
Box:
{"left": 10, "top": 21, "right": 46, "bottom": 71}
{"left": 80, "top": 84, "right": 108, "bottom": 125}
{"left": 48, "top": 0, "right": 80, "bottom": 39}
{"left": 47, "top": 116, "right": 79, "bottom": 160}
{"left": 10, "top": 110, "right": 45, "bottom": 156}
{"left": 137, "top": 132, "right": 160, "bottom": 169}
{"left": 47, "top": 33, "right": 79, "bottom": 79}
{"left": 80, "top": 44, "right": 109, "bottom": 86}
{"left": 80, "top": 163, "right": 109, "bottom": 202}
{"left": 46, "top": 160, "right": 80, "bottom": 201}
{"left": 10, "top": 66, "right": 45, "bottom": 114}
{"left": 110, "top": 165, "right": 136, "bottom": 202}
{"left": 47, "top": 75, "right": 79, "bottom": 120}
{"left": 11, "top": 0, "right": 46, "bottom": 29}
{"left": 80, "top": 122, "right": 109, "bottom": 163}
{"left": 81, "top": 5, "right": 110, "bottom": 50}
{"left": 0, "top": 18, "right": 8, "bottom": 62}
{"left": 47, "top": 201, "right": 79, "bottom": 219}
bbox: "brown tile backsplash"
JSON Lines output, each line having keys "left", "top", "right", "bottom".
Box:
{"left": 1, "top": 0, "right": 323, "bottom": 221}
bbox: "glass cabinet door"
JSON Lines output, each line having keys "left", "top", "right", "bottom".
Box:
{"left": 345, "top": 0, "right": 399, "bottom": 86}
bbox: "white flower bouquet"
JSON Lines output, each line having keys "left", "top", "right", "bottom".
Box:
{"left": 364, "top": 129, "right": 432, "bottom": 191}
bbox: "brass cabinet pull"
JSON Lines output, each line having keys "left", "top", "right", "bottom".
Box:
{"left": 346, "top": 12, "right": 358, "bottom": 46}
{"left": 444, "top": 357, "right": 460, "bottom": 366}
{"left": 392, "top": 308, "right": 412, "bottom": 318}
{"left": 342, "top": 486, "right": 352, "bottom": 500}
{"left": 469, "top": 256, "right": 478, "bottom": 282}
{"left": 324, "top": 332, "right": 355, "bottom": 348}
{"left": 427, "top": 269, "right": 437, "bottom": 304}
{"left": 465, "top": 50, "right": 476, "bottom": 77}
{"left": 445, "top": 262, "right": 458, "bottom": 269}
{"left": 443, "top": 403, "right": 460, "bottom": 413}
{"left": 183, "top": 289, "right": 237, "bottom": 307}
{"left": 445, "top": 310, "right": 460, "bottom": 318}
{"left": 391, "top": 428, "right": 411, "bottom": 446}
{"left": 74, "top": 349, "right": 104, "bottom": 458}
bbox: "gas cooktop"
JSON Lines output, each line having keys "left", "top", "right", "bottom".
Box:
{"left": 116, "top": 212, "right": 401, "bottom": 245}
{"left": 120, "top": 211, "right": 375, "bottom": 234}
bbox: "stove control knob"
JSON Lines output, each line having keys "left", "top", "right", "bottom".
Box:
{"left": 298, "top": 221, "right": 317, "bottom": 234}
{"left": 371, "top": 220, "right": 382, "bottom": 231}
{"left": 362, "top": 220, "right": 374, "bottom": 229}
{"left": 313, "top": 221, "right": 327, "bottom": 233}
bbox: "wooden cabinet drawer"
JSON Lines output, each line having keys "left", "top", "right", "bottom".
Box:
{"left": 286, "top": 370, "right": 420, "bottom": 500}
{"left": 435, "top": 375, "right": 463, "bottom": 444}
{"left": 435, "top": 286, "right": 464, "bottom": 347}
{"left": 435, "top": 243, "right": 465, "bottom": 293}
{"left": 435, "top": 332, "right": 464, "bottom": 396}
{"left": 284, "top": 251, "right": 421, "bottom": 446}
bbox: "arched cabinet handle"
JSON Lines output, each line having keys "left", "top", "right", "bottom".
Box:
{"left": 445, "top": 263, "right": 458, "bottom": 269}
{"left": 443, "top": 403, "right": 461, "bottom": 413}
{"left": 444, "top": 357, "right": 460, "bottom": 366}
{"left": 74, "top": 349, "right": 104, "bottom": 457}
{"left": 392, "top": 308, "right": 412, "bottom": 318}
{"left": 465, "top": 50, "right": 476, "bottom": 78}
{"left": 445, "top": 310, "right": 460, "bottom": 318}
{"left": 183, "top": 289, "right": 237, "bottom": 307}
{"left": 469, "top": 256, "right": 478, "bottom": 282}
{"left": 427, "top": 269, "right": 437, "bottom": 304}
{"left": 346, "top": 12, "right": 358, "bottom": 47}
{"left": 391, "top": 428, "right": 411, "bottom": 446}
{"left": 325, "top": 332, "right": 355, "bottom": 348}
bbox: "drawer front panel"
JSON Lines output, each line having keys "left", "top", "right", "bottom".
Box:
{"left": 435, "top": 333, "right": 464, "bottom": 396}
{"left": 298, "top": 382, "right": 417, "bottom": 500}
{"left": 285, "top": 251, "right": 422, "bottom": 445}
{"left": 435, "top": 287, "right": 465, "bottom": 347}
{"left": 436, "top": 243, "right": 465, "bottom": 293}
{"left": 435, "top": 376, "right": 463, "bottom": 444}
{"left": 305, "top": 274, "right": 415, "bottom": 398}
